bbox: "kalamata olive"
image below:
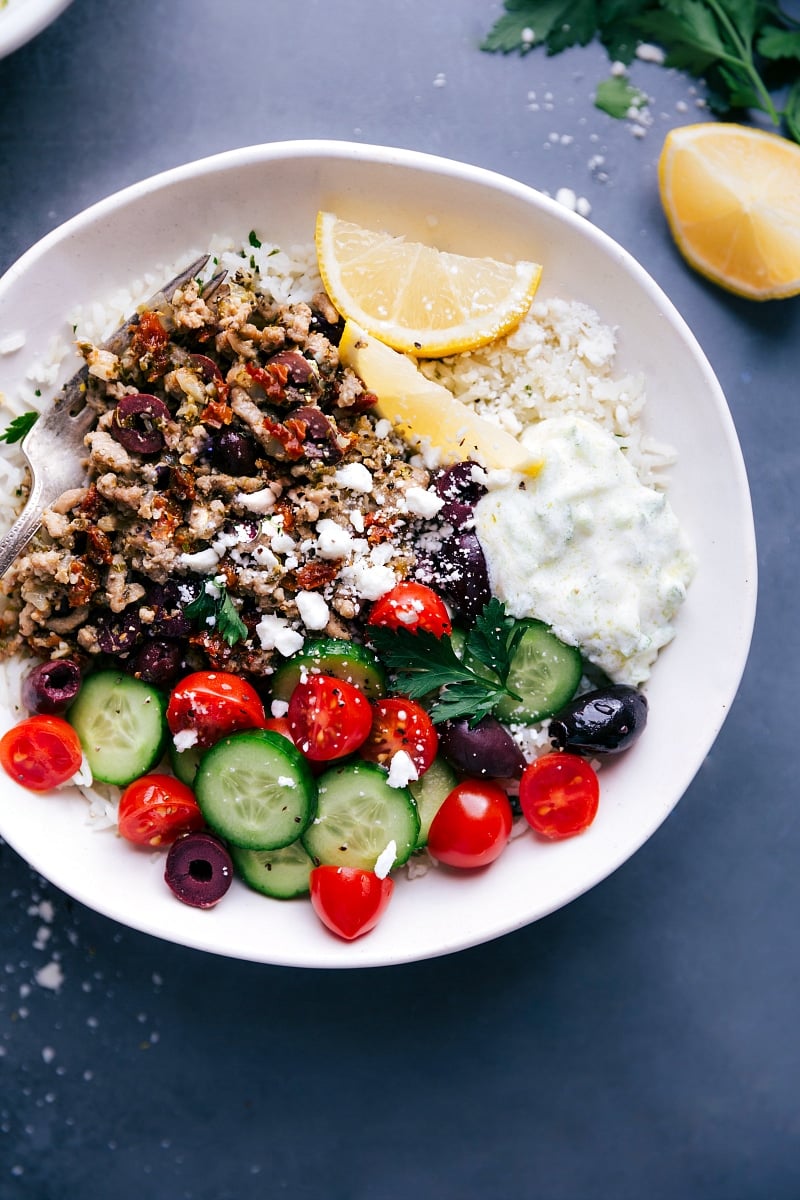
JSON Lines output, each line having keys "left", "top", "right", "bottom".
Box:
{"left": 437, "top": 716, "right": 526, "bottom": 779}
{"left": 268, "top": 349, "right": 315, "bottom": 386}
{"left": 436, "top": 531, "right": 492, "bottom": 624}
{"left": 132, "top": 639, "right": 184, "bottom": 686}
{"left": 110, "top": 394, "right": 171, "bottom": 455}
{"left": 189, "top": 353, "right": 226, "bottom": 389}
{"left": 211, "top": 428, "right": 260, "bottom": 475}
{"left": 145, "top": 580, "right": 193, "bottom": 639}
{"left": 293, "top": 404, "right": 344, "bottom": 462}
{"left": 309, "top": 309, "right": 344, "bottom": 345}
{"left": 548, "top": 685, "right": 648, "bottom": 755}
{"left": 21, "top": 659, "right": 82, "bottom": 714}
{"left": 165, "top": 831, "right": 233, "bottom": 908}
{"left": 433, "top": 461, "right": 487, "bottom": 526}
{"left": 95, "top": 608, "right": 142, "bottom": 656}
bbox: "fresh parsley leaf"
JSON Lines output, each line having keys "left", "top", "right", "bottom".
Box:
{"left": 466, "top": 597, "right": 521, "bottom": 679}
{"left": 595, "top": 75, "right": 649, "bottom": 117}
{"left": 430, "top": 681, "right": 511, "bottom": 725}
{"left": 185, "top": 583, "right": 248, "bottom": 647}
{"left": 248, "top": 230, "right": 262, "bottom": 248}
{"left": 481, "top": 0, "right": 599, "bottom": 56}
{"left": 368, "top": 626, "right": 477, "bottom": 700}
{"left": 0, "top": 411, "right": 38, "bottom": 444}
{"left": 758, "top": 25, "right": 800, "bottom": 62}
{"left": 783, "top": 77, "right": 800, "bottom": 141}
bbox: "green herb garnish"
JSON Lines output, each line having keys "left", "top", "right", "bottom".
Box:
{"left": 482, "top": 0, "right": 800, "bottom": 141}
{"left": 0, "top": 411, "right": 38, "bottom": 444}
{"left": 248, "top": 230, "right": 262, "bottom": 249}
{"left": 185, "top": 582, "right": 248, "bottom": 647}
{"left": 595, "top": 75, "right": 649, "bottom": 119}
{"left": 368, "top": 598, "right": 523, "bottom": 725}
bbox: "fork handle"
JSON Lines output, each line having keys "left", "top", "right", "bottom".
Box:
{"left": 0, "top": 477, "right": 46, "bottom": 579}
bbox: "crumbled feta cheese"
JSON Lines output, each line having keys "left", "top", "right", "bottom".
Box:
{"left": 252, "top": 544, "right": 280, "bottom": 571}
{"left": 296, "top": 590, "right": 330, "bottom": 631}
{"left": 387, "top": 750, "right": 419, "bottom": 788}
{"left": 374, "top": 839, "right": 398, "bottom": 879}
{"left": 270, "top": 699, "right": 289, "bottom": 718}
{"left": 34, "top": 962, "right": 64, "bottom": 992}
{"left": 173, "top": 728, "right": 199, "bottom": 752}
{"left": 178, "top": 547, "right": 221, "bottom": 572}
{"left": 277, "top": 777, "right": 297, "bottom": 788}
{"left": 349, "top": 509, "right": 365, "bottom": 533}
{"left": 402, "top": 486, "right": 445, "bottom": 519}
{"left": 315, "top": 518, "right": 355, "bottom": 560}
{"left": 255, "top": 614, "right": 305, "bottom": 657}
{"left": 236, "top": 486, "right": 280, "bottom": 513}
{"left": 335, "top": 462, "right": 373, "bottom": 493}
{"left": 339, "top": 560, "right": 398, "bottom": 601}
{"left": 373, "top": 418, "right": 392, "bottom": 439}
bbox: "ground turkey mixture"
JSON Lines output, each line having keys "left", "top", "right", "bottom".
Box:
{"left": 0, "top": 262, "right": 446, "bottom": 687}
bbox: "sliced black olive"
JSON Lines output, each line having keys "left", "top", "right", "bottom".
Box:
{"left": 111, "top": 394, "right": 170, "bottom": 455}
{"left": 165, "top": 832, "right": 233, "bottom": 909}
{"left": 548, "top": 685, "right": 648, "bottom": 755}
{"left": 211, "top": 428, "right": 260, "bottom": 475}
{"left": 21, "top": 659, "right": 82, "bottom": 714}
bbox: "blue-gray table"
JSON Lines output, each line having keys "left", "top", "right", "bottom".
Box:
{"left": 1, "top": 3, "right": 798, "bottom": 1197}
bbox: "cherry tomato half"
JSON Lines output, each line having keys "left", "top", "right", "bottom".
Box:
{"left": 167, "top": 671, "right": 266, "bottom": 749}
{"left": 0, "top": 715, "right": 84, "bottom": 792}
{"left": 287, "top": 674, "right": 372, "bottom": 762}
{"left": 427, "top": 780, "right": 513, "bottom": 868}
{"left": 368, "top": 581, "right": 452, "bottom": 637}
{"left": 360, "top": 697, "right": 438, "bottom": 775}
{"left": 118, "top": 773, "right": 205, "bottom": 847}
{"left": 518, "top": 752, "right": 600, "bottom": 840}
{"left": 309, "top": 865, "right": 394, "bottom": 940}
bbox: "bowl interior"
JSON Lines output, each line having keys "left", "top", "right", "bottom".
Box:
{"left": 0, "top": 142, "right": 756, "bottom": 967}
{"left": 0, "top": 0, "right": 73, "bottom": 60}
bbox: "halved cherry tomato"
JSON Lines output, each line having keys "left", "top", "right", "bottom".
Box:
{"left": 262, "top": 715, "right": 295, "bottom": 742}
{"left": 118, "top": 773, "right": 205, "bottom": 847}
{"left": 167, "top": 671, "right": 266, "bottom": 749}
{"left": 360, "top": 697, "right": 438, "bottom": 775}
{"left": 309, "top": 865, "right": 394, "bottom": 940}
{"left": 518, "top": 752, "right": 600, "bottom": 840}
{"left": 368, "top": 581, "right": 452, "bottom": 637}
{"left": 287, "top": 674, "right": 372, "bottom": 762}
{"left": 0, "top": 715, "right": 84, "bottom": 792}
{"left": 427, "top": 779, "right": 513, "bottom": 868}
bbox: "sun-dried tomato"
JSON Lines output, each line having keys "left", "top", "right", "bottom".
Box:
{"left": 261, "top": 415, "right": 306, "bottom": 460}
{"left": 245, "top": 359, "right": 290, "bottom": 401}
{"left": 151, "top": 495, "right": 183, "bottom": 540}
{"left": 68, "top": 557, "right": 100, "bottom": 606}
{"left": 79, "top": 485, "right": 103, "bottom": 520}
{"left": 364, "top": 513, "right": 394, "bottom": 545}
{"left": 130, "top": 311, "right": 170, "bottom": 380}
{"left": 85, "top": 527, "right": 113, "bottom": 565}
{"left": 292, "top": 560, "right": 340, "bottom": 591}
{"left": 273, "top": 502, "right": 296, "bottom": 533}
{"left": 169, "top": 465, "right": 196, "bottom": 502}
{"left": 199, "top": 398, "right": 233, "bottom": 428}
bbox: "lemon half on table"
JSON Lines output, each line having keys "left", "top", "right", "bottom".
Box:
{"left": 658, "top": 123, "right": 800, "bottom": 301}
{"left": 315, "top": 211, "right": 542, "bottom": 357}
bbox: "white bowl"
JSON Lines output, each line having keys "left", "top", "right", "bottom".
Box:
{"left": 0, "top": 0, "right": 73, "bottom": 59}
{"left": 0, "top": 141, "right": 757, "bottom": 968}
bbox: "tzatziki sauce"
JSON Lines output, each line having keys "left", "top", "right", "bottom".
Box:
{"left": 473, "top": 415, "right": 695, "bottom": 686}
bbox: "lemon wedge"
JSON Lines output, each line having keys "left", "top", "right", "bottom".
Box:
{"left": 658, "top": 123, "right": 800, "bottom": 301}
{"left": 339, "top": 320, "right": 542, "bottom": 475}
{"left": 316, "top": 212, "right": 542, "bottom": 357}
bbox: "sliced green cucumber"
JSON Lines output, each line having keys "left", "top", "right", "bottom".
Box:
{"left": 270, "top": 637, "right": 386, "bottom": 704}
{"left": 303, "top": 760, "right": 419, "bottom": 871}
{"left": 493, "top": 619, "right": 582, "bottom": 725}
{"left": 409, "top": 755, "right": 459, "bottom": 848}
{"left": 67, "top": 670, "right": 167, "bottom": 786}
{"left": 194, "top": 729, "right": 316, "bottom": 850}
{"left": 169, "top": 741, "right": 202, "bottom": 786}
{"left": 231, "top": 839, "right": 314, "bottom": 899}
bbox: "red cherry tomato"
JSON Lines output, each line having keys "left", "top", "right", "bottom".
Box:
{"left": 118, "top": 773, "right": 205, "bottom": 847}
{"left": 287, "top": 673, "right": 372, "bottom": 762}
{"left": 0, "top": 715, "right": 83, "bottom": 792}
{"left": 518, "top": 752, "right": 600, "bottom": 840}
{"left": 262, "top": 715, "right": 295, "bottom": 742}
{"left": 167, "top": 671, "right": 266, "bottom": 749}
{"left": 360, "top": 697, "right": 438, "bottom": 775}
{"left": 368, "top": 581, "right": 452, "bottom": 637}
{"left": 309, "top": 866, "right": 394, "bottom": 940}
{"left": 427, "top": 780, "right": 513, "bottom": 868}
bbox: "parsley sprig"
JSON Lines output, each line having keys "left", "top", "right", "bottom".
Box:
{"left": 482, "top": 0, "right": 800, "bottom": 143}
{"left": 0, "top": 411, "right": 38, "bottom": 444}
{"left": 185, "top": 581, "right": 248, "bottom": 647}
{"left": 368, "top": 598, "right": 524, "bottom": 725}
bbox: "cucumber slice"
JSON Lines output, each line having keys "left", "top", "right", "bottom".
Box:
{"left": 303, "top": 760, "right": 419, "bottom": 871}
{"left": 169, "top": 741, "right": 202, "bottom": 786}
{"left": 231, "top": 839, "right": 314, "bottom": 899}
{"left": 270, "top": 638, "right": 386, "bottom": 703}
{"left": 67, "top": 670, "right": 168, "bottom": 786}
{"left": 493, "top": 620, "right": 582, "bottom": 725}
{"left": 409, "top": 755, "right": 459, "bottom": 848}
{"left": 194, "top": 729, "right": 316, "bottom": 850}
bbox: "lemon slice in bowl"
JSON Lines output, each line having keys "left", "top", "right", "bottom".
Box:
{"left": 316, "top": 212, "right": 542, "bottom": 357}
{"left": 658, "top": 123, "right": 800, "bottom": 301}
{"left": 338, "top": 320, "right": 542, "bottom": 475}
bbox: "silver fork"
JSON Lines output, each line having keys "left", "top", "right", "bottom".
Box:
{"left": 0, "top": 254, "right": 217, "bottom": 579}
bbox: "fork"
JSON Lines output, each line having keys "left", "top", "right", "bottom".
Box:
{"left": 0, "top": 254, "right": 217, "bottom": 579}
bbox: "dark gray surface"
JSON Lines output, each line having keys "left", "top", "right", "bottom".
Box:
{"left": 1, "top": 2, "right": 799, "bottom": 1197}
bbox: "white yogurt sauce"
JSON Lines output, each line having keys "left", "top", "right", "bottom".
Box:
{"left": 473, "top": 415, "right": 695, "bottom": 685}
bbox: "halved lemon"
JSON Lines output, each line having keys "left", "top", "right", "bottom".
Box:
{"left": 658, "top": 123, "right": 800, "bottom": 301}
{"left": 338, "top": 320, "right": 542, "bottom": 476}
{"left": 315, "top": 211, "right": 542, "bottom": 357}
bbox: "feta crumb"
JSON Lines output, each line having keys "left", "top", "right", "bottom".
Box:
{"left": 255, "top": 613, "right": 305, "bottom": 657}
{"left": 402, "top": 485, "right": 445, "bottom": 519}
{"left": 374, "top": 839, "right": 398, "bottom": 879}
{"left": 277, "top": 777, "right": 297, "bottom": 788}
{"left": 270, "top": 699, "right": 289, "bottom": 718}
{"left": 373, "top": 418, "right": 392, "bottom": 439}
{"left": 315, "top": 518, "right": 355, "bottom": 560}
{"left": 387, "top": 749, "right": 419, "bottom": 788}
{"left": 173, "top": 728, "right": 199, "bottom": 752}
{"left": 349, "top": 509, "right": 365, "bottom": 533}
{"left": 178, "top": 547, "right": 221, "bottom": 572}
{"left": 335, "top": 462, "right": 373, "bottom": 493}
{"left": 339, "top": 560, "right": 398, "bottom": 601}
{"left": 35, "top": 962, "right": 64, "bottom": 992}
{"left": 236, "top": 486, "right": 279, "bottom": 513}
{"left": 296, "top": 590, "right": 330, "bottom": 631}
